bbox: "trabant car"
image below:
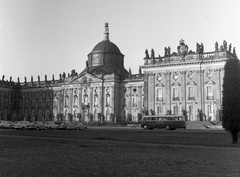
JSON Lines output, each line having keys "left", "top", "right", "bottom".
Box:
{"left": 13, "top": 121, "right": 31, "bottom": 130}
{"left": 26, "top": 121, "right": 47, "bottom": 130}
{"left": 0, "top": 121, "right": 13, "bottom": 129}
{"left": 44, "top": 121, "right": 59, "bottom": 129}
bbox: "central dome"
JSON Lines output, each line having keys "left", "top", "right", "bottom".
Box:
{"left": 91, "top": 40, "right": 122, "bottom": 54}
{"left": 84, "top": 23, "right": 128, "bottom": 78}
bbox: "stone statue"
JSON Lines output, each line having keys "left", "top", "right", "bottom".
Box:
{"left": 151, "top": 49, "right": 155, "bottom": 58}
{"left": 2, "top": 75, "right": 5, "bottom": 81}
{"left": 164, "top": 47, "right": 168, "bottom": 57}
{"left": 233, "top": 47, "right": 236, "bottom": 56}
{"left": 139, "top": 67, "right": 142, "bottom": 75}
{"left": 31, "top": 76, "right": 33, "bottom": 82}
{"left": 223, "top": 40, "right": 227, "bottom": 51}
{"left": 145, "top": 49, "right": 149, "bottom": 59}
{"left": 63, "top": 72, "right": 66, "bottom": 78}
{"left": 196, "top": 42, "right": 204, "bottom": 54}
{"left": 24, "top": 77, "right": 27, "bottom": 85}
{"left": 38, "top": 75, "right": 40, "bottom": 83}
{"left": 129, "top": 68, "right": 132, "bottom": 75}
{"left": 196, "top": 43, "right": 200, "bottom": 53}
{"left": 215, "top": 42, "right": 219, "bottom": 52}
{"left": 167, "top": 47, "right": 171, "bottom": 57}
{"left": 201, "top": 43, "right": 204, "bottom": 54}
{"left": 220, "top": 45, "right": 224, "bottom": 52}
{"left": 10, "top": 76, "right": 12, "bottom": 82}
{"left": 59, "top": 73, "right": 62, "bottom": 80}
{"left": 17, "top": 77, "right": 20, "bottom": 83}
{"left": 52, "top": 74, "right": 54, "bottom": 81}
{"left": 45, "top": 75, "right": 47, "bottom": 81}
{"left": 228, "top": 43, "right": 232, "bottom": 52}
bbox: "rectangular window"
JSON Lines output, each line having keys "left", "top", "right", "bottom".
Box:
{"left": 188, "top": 87, "right": 194, "bottom": 100}
{"left": 173, "top": 105, "right": 178, "bottom": 115}
{"left": 157, "top": 105, "right": 163, "bottom": 115}
{"left": 157, "top": 87, "right": 163, "bottom": 101}
{"left": 132, "top": 97, "right": 137, "bottom": 107}
{"left": 173, "top": 87, "right": 179, "bottom": 101}
{"left": 207, "top": 86, "right": 213, "bottom": 100}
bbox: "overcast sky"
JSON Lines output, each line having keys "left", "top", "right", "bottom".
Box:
{"left": 1, "top": 0, "right": 240, "bottom": 82}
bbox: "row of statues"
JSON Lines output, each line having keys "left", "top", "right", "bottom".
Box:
{"left": 1, "top": 69, "right": 79, "bottom": 84}
{"left": 144, "top": 40, "right": 237, "bottom": 59}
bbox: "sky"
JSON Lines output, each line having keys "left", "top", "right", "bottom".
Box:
{"left": 1, "top": 0, "right": 240, "bottom": 82}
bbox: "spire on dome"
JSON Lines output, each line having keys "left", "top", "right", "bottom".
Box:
{"left": 103, "top": 22, "right": 109, "bottom": 41}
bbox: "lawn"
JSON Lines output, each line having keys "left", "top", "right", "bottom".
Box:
{"left": 0, "top": 128, "right": 240, "bottom": 177}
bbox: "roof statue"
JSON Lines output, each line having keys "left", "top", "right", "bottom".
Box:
{"left": 151, "top": 49, "right": 155, "bottom": 58}
{"left": 145, "top": 49, "right": 149, "bottom": 59}
{"left": 215, "top": 41, "right": 219, "bottom": 52}
{"left": 177, "top": 39, "right": 188, "bottom": 60}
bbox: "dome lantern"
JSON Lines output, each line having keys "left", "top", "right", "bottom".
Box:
{"left": 103, "top": 22, "right": 109, "bottom": 41}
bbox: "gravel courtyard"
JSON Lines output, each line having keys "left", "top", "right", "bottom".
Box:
{"left": 0, "top": 128, "right": 240, "bottom": 177}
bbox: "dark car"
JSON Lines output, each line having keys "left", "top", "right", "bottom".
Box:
{"left": 66, "top": 122, "right": 87, "bottom": 130}
{"left": 26, "top": 121, "right": 47, "bottom": 130}
{"left": 58, "top": 122, "right": 70, "bottom": 130}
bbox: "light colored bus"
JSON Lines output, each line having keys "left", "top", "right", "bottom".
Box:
{"left": 140, "top": 115, "right": 186, "bottom": 130}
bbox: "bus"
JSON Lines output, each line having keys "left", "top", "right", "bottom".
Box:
{"left": 140, "top": 115, "right": 186, "bottom": 130}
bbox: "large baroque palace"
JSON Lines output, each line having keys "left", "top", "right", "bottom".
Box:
{"left": 0, "top": 23, "right": 238, "bottom": 122}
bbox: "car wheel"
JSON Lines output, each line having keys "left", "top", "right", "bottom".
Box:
{"left": 165, "top": 125, "right": 170, "bottom": 130}
{"left": 143, "top": 125, "right": 148, "bottom": 130}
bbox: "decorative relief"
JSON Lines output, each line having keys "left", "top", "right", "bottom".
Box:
{"left": 188, "top": 71, "right": 194, "bottom": 80}
{"left": 173, "top": 72, "right": 179, "bottom": 81}
{"left": 157, "top": 74, "right": 162, "bottom": 82}
{"left": 206, "top": 70, "right": 212, "bottom": 79}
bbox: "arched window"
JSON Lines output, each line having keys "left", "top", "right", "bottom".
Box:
{"left": 106, "top": 94, "right": 110, "bottom": 107}
{"left": 73, "top": 95, "right": 78, "bottom": 107}
{"left": 94, "top": 94, "right": 98, "bottom": 107}
{"left": 84, "top": 94, "right": 88, "bottom": 105}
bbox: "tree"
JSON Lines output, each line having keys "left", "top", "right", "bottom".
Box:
{"left": 222, "top": 57, "right": 240, "bottom": 144}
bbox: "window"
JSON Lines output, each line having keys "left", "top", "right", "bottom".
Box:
{"left": 157, "top": 87, "right": 163, "bottom": 101}
{"left": 132, "top": 97, "right": 137, "bottom": 107}
{"left": 188, "top": 87, "right": 194, "bottom": 100}
{"left": 106, "top": 94, "right": 110, "bottom": 106}
{"left": 173, "top": 105, "right": 178, "bottom": 115}
{"left": 94, "top": 95, "right": 98, "bottom": 107}
{"left": 207, "top": 86, "right": 213, "bottom": 100}
{"left": 173, "top": 87, "right": 179, "bottom": 101}
{"left": 83, "top": 94, "right": 88, "bottom": 105}
{"left": 157, "top": 105, "right": 163, "bottom": 115}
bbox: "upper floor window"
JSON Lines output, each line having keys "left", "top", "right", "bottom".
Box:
{"left": 173, "top": 87, "right": 179, "bottom": 101}
{"left": 132, "top": 97, "right": 137, "bottom": 107}
{"left": 207, "top": 86, "right": 213, "bottom": 100}
{"left": 156, "top": 87, "right": 163, "bottom": 101}
{"left": 106, "top": 94, "right": 110, "bottom": 107}
{"left": 188, "top": 86, "right": 195, "bottom": 100}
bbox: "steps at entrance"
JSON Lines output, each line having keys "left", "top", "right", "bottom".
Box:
{"left": 186, "top": 121, "right": 223, "bottom": 129}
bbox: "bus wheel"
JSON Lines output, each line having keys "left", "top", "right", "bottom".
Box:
{"left": 165, "top": 125, "right": 170, "bottom": 130}
{"left": 143, "top": 125, "right": 148, "bottom": 130}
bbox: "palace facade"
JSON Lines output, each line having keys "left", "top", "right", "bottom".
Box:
{"left": 0, "top": 23, "right": 237, "bottom": 122}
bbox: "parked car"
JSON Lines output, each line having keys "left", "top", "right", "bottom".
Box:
{"left": 44, "top": 121, "right": 59, "bottom": 129}
{"left": 0, "top": 120, "right": 13, "bottom": 129}
{"left": 58, "top": 122, "right": 70, "bottom": 130}
{"left": 66, "top": 122, "right": 87, "bottom": 130}
{"left": 26, "top": 121, "right": 47, "bottom": 130}
{"left": 13, "top": 121, "right": 31, "bottom": 130}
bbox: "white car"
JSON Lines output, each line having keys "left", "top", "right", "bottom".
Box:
{"left": 0, "top": 121, "right": 12, "bottom": 129}
{"left": 13, "top": 121, "right": 31, "bottom": 130}
{"left": 44, "top": 121, "right": 59, "bottom": 129}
